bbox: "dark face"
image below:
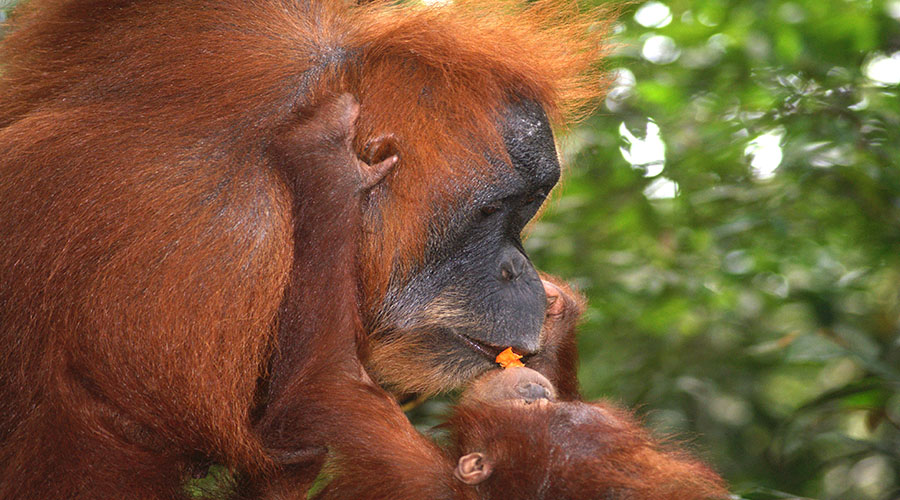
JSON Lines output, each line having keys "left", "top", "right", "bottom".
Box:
{"left": 365, "top": 99, "right": 560, "bottom": 395}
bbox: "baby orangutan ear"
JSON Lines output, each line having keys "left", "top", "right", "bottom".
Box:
{"left": 454, "top": 452, "right": 493, "bottom": 485}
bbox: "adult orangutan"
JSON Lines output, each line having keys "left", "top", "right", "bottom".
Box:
{"left": 0, "top": 0, "right": 614, "bottom": 499}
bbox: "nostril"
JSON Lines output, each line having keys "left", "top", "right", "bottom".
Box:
{"left": 499, "top": 248, "right": 527, "bottom": 282}
{"left": 500, "top": 262, "right": 517, "bottom": 281}
{"left": 516, "top": 382, "right": 550, "bottom": 403}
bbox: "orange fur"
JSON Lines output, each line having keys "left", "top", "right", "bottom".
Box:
{"left": 0, "top": 1, "right": 613, "bottom": 499}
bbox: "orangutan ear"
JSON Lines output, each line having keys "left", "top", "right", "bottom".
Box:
{"left": 453, "top": 452, "right": 493, "bottom": 485}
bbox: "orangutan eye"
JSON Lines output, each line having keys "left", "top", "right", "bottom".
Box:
{"left": 523, "top": 189, "right": 547, "bottom": 206}
{"left": 480, "top": 202, "right": 502, "bottom": 217}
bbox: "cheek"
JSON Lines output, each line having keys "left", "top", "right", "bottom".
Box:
{"left": 358, "top": 200, "right": 429, "bottom": 320}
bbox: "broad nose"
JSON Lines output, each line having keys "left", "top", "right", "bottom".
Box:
{"left": 499, "top": 247, "right": 528, "bottom": 282}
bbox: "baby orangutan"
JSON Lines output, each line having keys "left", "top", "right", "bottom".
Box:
{"left": 448, "top": 366, "right": 728, "bottom": 500}
{"left": 443, "top": 278, "right": 728, "bottom": 500}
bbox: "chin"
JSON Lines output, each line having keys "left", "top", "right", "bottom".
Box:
{"left": 366, "top": 328, "right": 496, "bottom": 396}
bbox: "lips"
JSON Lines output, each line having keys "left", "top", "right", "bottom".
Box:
{"left": 453, "top": 330, "right": 504, "bottom": 360}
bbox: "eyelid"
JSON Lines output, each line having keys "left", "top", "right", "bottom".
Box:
{"left": 479, "top": 187, "right": 548, "bottom": 218}
{"left": 480, "top": 202, "right": 503, "bottom": 216}
{"left": 523, "top": 189, "right": 548, "bottom": 205}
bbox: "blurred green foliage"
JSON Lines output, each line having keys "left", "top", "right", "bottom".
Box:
{"left": 3, "top": 0, "right": 899, "bottom": 498}
{"left": 524, "top": 0, "right": 900, "bottom": 498}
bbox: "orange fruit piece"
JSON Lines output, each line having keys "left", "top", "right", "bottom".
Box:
{"left": 495, "top": 347, "right": 525, "bottom": 369}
